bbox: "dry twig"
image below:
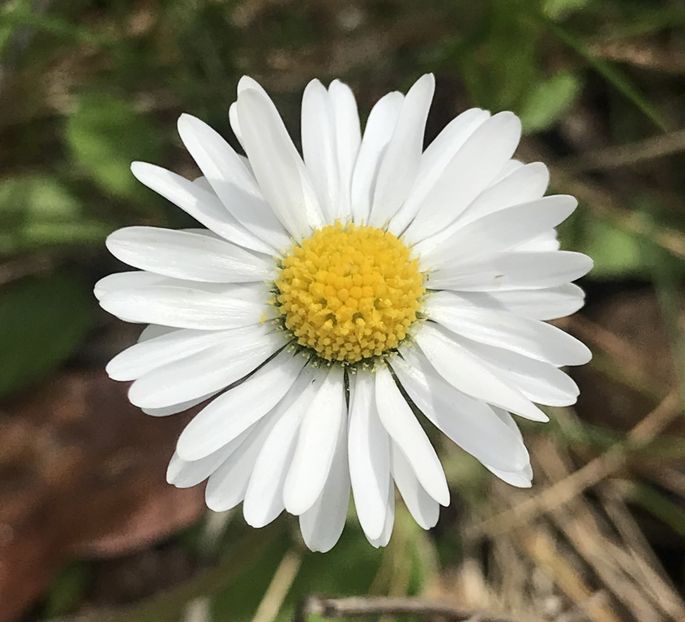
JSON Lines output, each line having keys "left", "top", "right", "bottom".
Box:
{"left": 293, "top": 595, "right": 511, "bottom": 622}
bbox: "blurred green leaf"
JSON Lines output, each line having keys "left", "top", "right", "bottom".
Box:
{"left": 0, "top": 4, "right": 103, "bottom": 45}
{"left": 580, "top": 219, "right": 646, "bottom": 278}
{"left": 543, "top": 0, "right": 592, "bottom": 20}
{"left": 41, "top": 563, "right": 91, "bottom": 618}
{"left": 66, "top": 93, "right": 162, "bottom": 199}
{"left": 0, "top": 272, "right": 95, "bottom": 398}
{"left": 459, "top": 0, "right": 541, "bottom": 111}
{"left": 0, "top": 176, "right": 109, "bottom": 254}
{"left": 520, "top": 72, "right": 581, "bottom": 132}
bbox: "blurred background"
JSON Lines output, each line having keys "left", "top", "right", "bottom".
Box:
{"left": 1, "top": 0, "right": 684, "bottom": 620}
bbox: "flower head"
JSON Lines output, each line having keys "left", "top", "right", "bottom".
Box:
{"left": 96, "top": 74, "right": 592, "bottom": 552}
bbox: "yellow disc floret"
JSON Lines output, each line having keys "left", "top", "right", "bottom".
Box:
{"left": 275, "top": 223, "right": 424, "bottom": 364}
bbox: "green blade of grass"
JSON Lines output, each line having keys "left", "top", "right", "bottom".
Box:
{"left": 542, "top": 17, "right": 670, "bottom": 131}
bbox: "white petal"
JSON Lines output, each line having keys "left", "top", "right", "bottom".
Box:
{"left": 350, "top": 91, "right": 404, "bottom": 224}
{"left": 428, "top": 251, "right": 593, "bottom": 291}
{"left": 299, "top": 410, "right": 350, "bottom": 553}
{"left": 493, "top": 159, "right": 524, "bottom": 182}
{"left": 369, "top": 74, "right": 435, "bottom": 227}
{"left": 237, "top": 88, "right": 324, "bottom": 238}
{"left": 402, "top": 112, "right": 522, "bottom": 244}
{"left": 228, "top": 102, "right": 241, "bottom": 144}
{"left": 106, "top": 226, "right": 273, "bottom": 283}
{"left": 284, "top": 365, "right": 346, "bottom": 515}
{"left": 228, "top": 76, "right": 272, "bottom": 144}
{"left": 130, "top": 162, "right": 272, "bottom": 254}
{"left": 416, "top": 195, "right": 576, "bottom": 269}
{"left": 167, "top": 428, "right": 252, "bottom": 488}
{"left": 486, "top": 465, "right": 532, "bottom": 488}
{"left": 237, "top": 75, "right": 269, "bottom": 96}
{"left": 449, "top": 284, "right": 585, "bottom": 321}
{"left": 426, "top": 291, "right": 591, "bottom": 366}
{"left": 366, "top": 480, "right": 395, "bottom": 548}
{"left": 389, "top": 108, "right": 490, "bottom": 234}
{"left": 99, "top": 281, "right": 272, "bottom": 329}
{"left": 415, "top": 323, "right": 548, "bottom": 422}
{"left": 329, "top": 79, "right": 361, "bottom": 219}
{"left": 192, "top": 175, "right": 214, "bottom": 192}
{"left": 391, "top": 443, "right": 439, "bottom": 530}
{"left": 348, "top": 372, "right": 391, "bottom": 541}
{"left": 176, "top": 349, "right": 307, "bottom": 460}
{"left": 457, "top": 161, "right": 549, "bottom": 226}
{"left": 374, "top": 365, "right": 449, "bottom": 505}
{"left": 128, "top": 327, "right": 283, "bottom": 408}
{"left": 205, "top": 415, "right": 278, "bottom": 512}
{"left": 514, "top": 229, "right": 560, "bottom": 252}
{"left": 482, "top": 407, "right": 533, "bottom": 487}
{"left": 142, "top": 393, "right": 216, "bottom": 417}
{"left": 391, "top": 348, "right": 528, "bottom": 472}
{"left": 457, "top": 338, "right": 580, "bottom": 407}
{"left": 177, "top": 114, "right": 290, "bottom": 253}
{"left": 242, "top": 367, "right": 322, "bottom": 528}
{"left": 138, "top": 324, "right": 175, "bottom": 341}
{"left": 94, "top": 271, "right": 164, "bottom": 302}
{"left": 301, "top": 79, "right": 339, "bottom": 221}
{"left": 108, "top": 328, "right": 230, "bottom": 381}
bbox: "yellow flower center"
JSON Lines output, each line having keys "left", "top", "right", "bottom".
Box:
{"left": 275, "top": 223, "right": 424, "bottom": 364}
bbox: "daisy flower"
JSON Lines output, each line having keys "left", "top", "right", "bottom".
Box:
{"left": 95, "top": 74, "right": 592, "bottom": 552}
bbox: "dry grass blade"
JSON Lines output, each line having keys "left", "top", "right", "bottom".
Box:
{"left": 467, "top": 390, "right": 682, "bottom": 540}
{"left": 517, "top": 527, "right": 621, "bottom": 622}
{"left": 535, "top": 440, "right": 681, "bottom": 620}
{"left": 252, "top": 550, "right": 303, "bottom": 622}
{"left": 559, "top": 128, "right": 685, "bottom": 174}
{"left": 293, "top": 595, "right": 512, "bottom": 622}
{"left": 599, "top": 485, "right": 685, "bottom": 620}
{"left": 589, "top": 41, "right": 685, "bottom": 75}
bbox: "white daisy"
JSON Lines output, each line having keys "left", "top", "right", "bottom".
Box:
{"left": 95, "top": 74, "right": 592, "bottom": 552}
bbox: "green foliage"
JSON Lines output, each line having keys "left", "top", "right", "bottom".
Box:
{"left": 543, "top": 0, "right": 592, "bottom": 20}
{"left": 66, "top": 93, "right": 162, "bottom": 199}
{"left": 0, "top": 272, "right": 95, "bottom": 398}
{"left": 0, "top": 176, "right": 109, "bottom": 254}
{"left": 520, "top": 72, "right": 581, "bottom": 133}
{"left": 544, "top": 17, "right": 670, "bottom": 130}
{"left": 579, "top": 219, "right": 646, "bottom": 279}
{"left": 41, "top": 563, "right": 91, "bottom": 618}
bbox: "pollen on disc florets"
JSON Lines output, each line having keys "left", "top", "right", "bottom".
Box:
{"left": 274, "top": 222, "right": 425, "bottom": 365}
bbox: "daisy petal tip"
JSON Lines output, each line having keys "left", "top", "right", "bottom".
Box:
{"left": 165, "top": 463, "right": 179, "bottom": 486}
{"left": 308, "top": 542, "right": 335, "bottom": 554}
{"left": 416, "top": 72, "right": 435, "bottom": 92}
{"left": 204, "top": 493, "right": 225, "bottom": 513}
{"left": 242, "top": 509, "right": 269, "bottom": 529}
{"left": 574, "top": 343, "right": 593, "bottom": 366}
{"left": 512, "top": 478, "right": 533, "bottom": 489}
{"left": 360, "top": 519, "right": 386, "bottom": 543}
{"left": 126, "top": 384, "right": 147, "bottom": 409}
{"left": 104, "top": 360, "right": 124, "bottom": 382}
{"left": 237, "top": 75, "right": 262, "bottom": 93}
{"left": 175, "top": 437, "right": 205, "bottom": 463}
{"left": 283, "top": 488, "right": 315, "bottom": 517}
{"left": 176, "top": 112, "right": 197, "bottom": 133}
{"left": 129, "top": 160, "right": 156, "bottom": 183}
